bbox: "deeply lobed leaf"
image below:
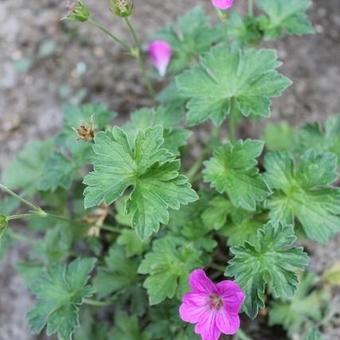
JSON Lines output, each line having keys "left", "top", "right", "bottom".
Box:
{"left": 138, "top": 236, "right": 202, "bottom": 305}
{"left": 226, "top": 223, "right": 309, "bottom": 318}
{"left": 204, "top": 139, "right": 268, "bottom": 211}
{"left": 83, "top": 126, "right": 198, "bottom": 239}
{"left": 157, "top": 7, "right": 222, "bottom": 74}
{"left": 264, "top": 150, "right": 340, "bottom": 242}
{"left": 176, "top": 45, "right": 291, "bottom": 126}
{"left": 257, "top": 0, "right": 314, "bottom": 39}
{"left": 28, "top": 258, "right": 96, "bottom": 340}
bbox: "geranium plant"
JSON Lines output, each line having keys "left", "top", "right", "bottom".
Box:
{"left": 1, "top": 0, "right": 338, "bottom": 339}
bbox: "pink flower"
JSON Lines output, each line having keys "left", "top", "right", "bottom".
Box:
{"left": 179, "top": 269, "right": 245, "bottom": 340}
{"left": 211, "top": 0, "right": 234, "bottom": 10}
{"left": 148, "top": 40, "right": 172, "bottom": 77}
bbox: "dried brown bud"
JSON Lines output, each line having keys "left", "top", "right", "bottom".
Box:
{"left": 110, "top": 0, "right": 133, "bottom": 18}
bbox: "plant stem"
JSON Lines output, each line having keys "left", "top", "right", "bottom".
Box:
{"left": 186, "top": 148, "right": 210, "bottom": 182}
{"left": 88, "top": 19, "right": 130, "bottom": 50}
{"left": 83, "top": 298, "right": 112, "bottom": 307}
{"left": 215, "top": 9, "right": 228, "bottom": 23}
{"left": 228, "top": 99, "right": 239, "bottom": 142}
{"left": 124, "top": 17, "right": 155, "bottom": 97}
{"left": 248, "top": 0, "right": 254, "bottom": 16}
{"left": 7, "top": 214, "right": 36, "bottom": 221}
{"left": 100, "top": 224, "right": 121, "bottom": 233}
{"left": 0, "top": 184, "right": 46, "bottom": 215}
{"left": 209, "top": 263, "right": 226, "bottom": 272}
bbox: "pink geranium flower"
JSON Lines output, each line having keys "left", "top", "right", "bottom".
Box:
{"left": 148, "top": 40, "right": 172, "bottom": 77}
{"left": 179, "top": 269, "right": 245, "bottom": 340}
{"left": 211, "top": 0, "right": 234, "bottom": 10}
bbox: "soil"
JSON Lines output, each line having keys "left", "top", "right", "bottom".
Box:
{"left": 0, "top": 0, "right": 340, "bottom": 339}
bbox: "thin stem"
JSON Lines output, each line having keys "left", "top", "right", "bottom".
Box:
{"left": 215, "top": 9, "right": 228, "bottom": 23}
{"left": 186, "top": 148, "right": 210, "bottom": 182}
{"left": 228, "top": 99, "right": 239, "bottom": 142}
{"left": 83, "top": 298, "right": 112, "bottom": 307}
{"left": 124, "top": 17, "right": 155, "bottom": 97}
{"left": 0, "top": 184, "right": 45, "bottom": 215}
{"left": 209, "top": 263, "right": 226, "bottom": 272}
{"left": 7, "top": 214, "right": 36, "bottom": 221}
{"left": 88, "top": 19, "right": 130, "bottom": 50}
{"left": 100, "top": 224, "right": 121, "bottom": 233}
{"left": 248, "top": 0, "right": 254, "bottom": 16}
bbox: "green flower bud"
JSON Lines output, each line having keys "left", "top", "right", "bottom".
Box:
{"left": 63, "top": 1, "right": 91, "bottom": 22}
{"left": 110, "top": 0, "right": 133, "bottom": 18}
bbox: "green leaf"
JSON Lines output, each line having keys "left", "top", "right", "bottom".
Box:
{"left": 264, "top": 122, "right": 298, "bottom": 152}
{"left": 117, "top": 229, "right": 149, "bottom": 257}
{"left": 298, "top": 115, "right": 340, "bottom": 165}
{"left": 257, "top": 0, "right": 314, "bottom": 39}
{"left": 176, "top": 46, "right": 291, "bottom": 126}
{"left": 147, "top": 302, "right": 196, "bottom": 339}
{"left": 93, "top": 245, "right": 139, "bottom": 298}
{"left": 123, "top": 106, "right": 191, "bottom": 154}
{"left": 204, "top": 140, "right": 268, "bottom": 211}
{"left": 224, "top": 211, "right": 264, "bottom": 247}
{"left": 227, "top": 13, "right": 264, "bottom": 46}
{"left": 35, "top": 224, "right": 73, "bottom": 264}
{"left": 2, "top": 140, "right": 53, "bottom": 194}
{"left": 226, "top": 223, "right": 309, "bottom": 318}
{"left": 16, "top": 261, "right": 44, "bottom": 290}
{"left": 39, "top": 142, "right": 92, "bottom": 191}
{"left": 27, "top": 257, "right": 97, "bottom": 340}
{"left": 322, "top": 261, "right": 340, "bottom": 286}
{"left": 201, "top": 196, "right": 233, "bottom": 230}
{"left": 84, "top": 126, "right": 198, "bottom": 239}
{"left": 109, "top": 312, "right": 149, "bottom": 340}
{"left": 157, "top": 7, "right": 222, "bottom": 74}
{"left": 63, "top": 103, "right": 117, "bottom": 131}
{"left": 138, "top": 236, "right": 202, "bottom": 305}
{"left": 264, "top": 150, "right": 340, "bottom": 242}
{"left": 169, "top": 192, "right": 217, "bottom": 252}
{"left": 304, "top": 329, "right": 323, "bottom": 340}
{"left": 269, "top": 273, "right": 329, "bottom": 337}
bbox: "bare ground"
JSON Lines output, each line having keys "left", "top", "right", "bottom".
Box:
{"left": 0, "top": 0, "right": 340, "bottom": 339}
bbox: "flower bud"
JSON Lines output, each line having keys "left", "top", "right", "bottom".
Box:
{"left": 211, "top": 0, "right": 234, "bottom": 10}
{"left": 62, "top": 1, "right": 91, "bottom": 22}
{"left": 110, "top": 0, "right": 133, "bottom": 18}
{"left": 148, "top": 40, "right": 172, "bottom": 77}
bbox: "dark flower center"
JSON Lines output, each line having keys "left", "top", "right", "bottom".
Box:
{"left": 209, "top": 293, "right": 223, "bottom": 310}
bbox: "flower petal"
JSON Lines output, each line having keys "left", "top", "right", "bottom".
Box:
{"left": 215, "top": 308, "right": 240, "bottom": 335}
{"left": 189, "top": 269, "right": 216, "bottom": 293}
{"left": 179, "top": 292, "right": 209, "bottom": 323}
{"left": 182, "top": 292, "right": 209, "bottom": 307}
{"left": 211, "top": 0, "right": 234, "bottom": 10}
{"left": 216, "top": 280, "right": 245, "bottom": 314}
{"left": 195, "top": 311, "right": 221, "bottom": 340}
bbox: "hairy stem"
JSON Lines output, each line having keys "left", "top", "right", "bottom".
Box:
{"left": 7, "top": 214, "right": 36, "bottom": 221}
{"left": 0, "top": 184, "right": 46, "bottom": 215}
{"left": 88, "top": 19, "right": 130, "bottom": 50}
{"left": 124, "top": 17, "right": 155, "bottom": 97}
